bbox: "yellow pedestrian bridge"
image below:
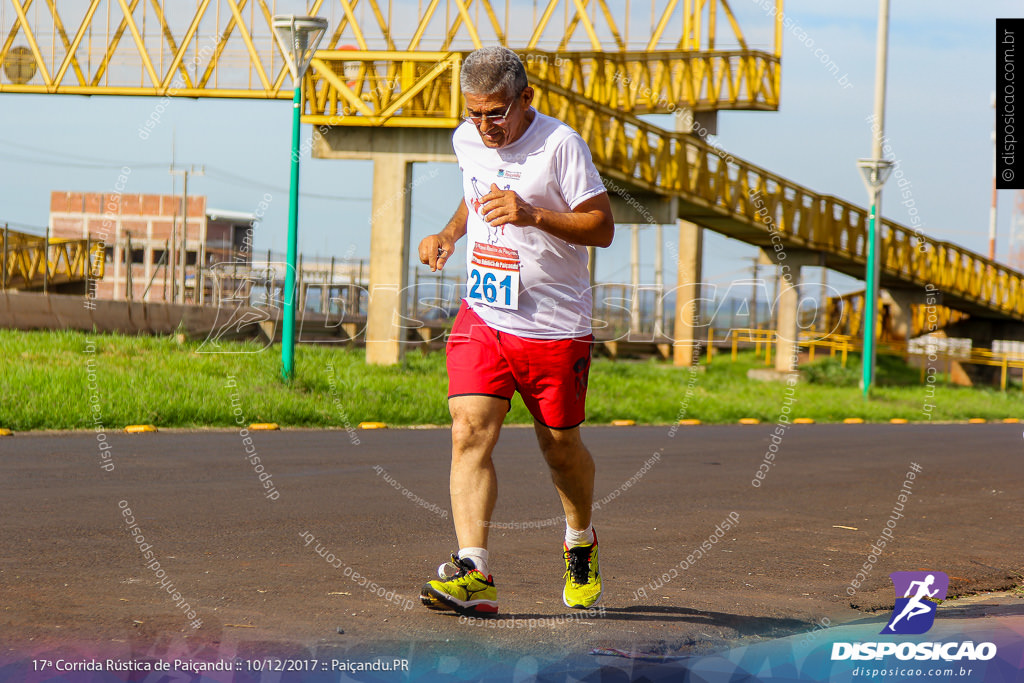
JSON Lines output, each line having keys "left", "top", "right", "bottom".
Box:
{"left": 0, "top": 228, "right": 104, "bottom": 291}
{"left": 1, "top": 1, "right": 1018, "bottom": 368}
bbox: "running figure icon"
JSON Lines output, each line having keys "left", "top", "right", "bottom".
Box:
{"left": 886, "top": 574, "right": 939, "bottom": 632}
{"left": 469, "top": 177, "right": 510, "bottom": 244}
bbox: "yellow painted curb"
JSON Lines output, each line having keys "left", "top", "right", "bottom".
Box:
{"left": 611, "top": 419, "right": 636, "bottom": 426}
{"left": 1002, "top": 418, "right": 1020, "bottom": 423}
{"left": 890, "top": 418, "right": 908, "bottom": 424}
{"left": 678, "top": 419, "right": 701, "bottom": 426}
{"left": 843, "top": 418, "right": 864, "bottom": 424}
{"left": 249, "top": 423, "right": 280, "bottom": 431}
{"left": 738, "top": 418, "right": 760, "bottom": 425}
{"left": 968, "top": 418, "right": 986, "bottom": 424}
{"left": 358, "top": 422, "right": 388, "bottom": 429}
{"left": 793, "top": 418, "right": 815, "bottom": 424}
{"left": 0, "top": 428, "right": 12, "bottom": 436}
{"left": 125, "top": 425, "right": 158, "bottom": 434}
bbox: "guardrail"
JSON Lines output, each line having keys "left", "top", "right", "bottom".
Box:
{"left": 714, "top": 328, "right": 1024, "bottom": 391}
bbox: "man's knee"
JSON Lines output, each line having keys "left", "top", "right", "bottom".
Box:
{"left": 452, "top": 415, "right": 496, "bottom": 452}
{"left": 450, "top": 401, "right": 504, "bottom": 452}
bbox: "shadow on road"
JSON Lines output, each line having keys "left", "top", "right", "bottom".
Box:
{"left": 449, "top": 604, "right": 812, "bottom": 636}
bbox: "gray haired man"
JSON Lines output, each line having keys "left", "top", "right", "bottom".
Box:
{"left": 417, "top": 46, "right": 614, "bottom": 615}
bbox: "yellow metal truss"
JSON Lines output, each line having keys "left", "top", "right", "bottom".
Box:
{"left": 301, "top": 48, "right": 779, "bottom": 126}
{"left": 1, "top": 229, "right": 104, "bottom": 290}
{"left": 825, "top": 291, "right": 970, "bottom": 339}
{"left": 0, "top": 0, "right": 780, "bottom": 108}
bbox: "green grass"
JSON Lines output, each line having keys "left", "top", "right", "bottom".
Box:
{"left": 1, "top": 329, "right": 1022, "bottom": 431}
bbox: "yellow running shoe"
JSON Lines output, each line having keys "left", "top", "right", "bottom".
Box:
{"left": 420, "top": 554, "right": 498, "bottom": 615}
{"left": 563, "top": 530, "right": 602, "bottom": 608}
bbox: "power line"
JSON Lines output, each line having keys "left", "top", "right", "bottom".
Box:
{"left": 0, "top": 139, "right": 369, "bottom": 202}
{"left": 202, "top": 165, "right": 368, "bottom": 202}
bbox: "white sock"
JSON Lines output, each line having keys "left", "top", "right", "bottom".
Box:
{"left": 458, "top": 547, "right": 490, "bottom": 577}
{"left": 565, "top": 524, "right": 595, "bottom": 548}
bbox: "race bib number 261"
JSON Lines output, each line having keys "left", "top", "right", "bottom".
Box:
{"left": 468, "top": 242, "right": 520, "bottom": 311}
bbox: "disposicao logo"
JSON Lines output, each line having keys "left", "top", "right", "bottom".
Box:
{"left": 831, "top": 570, "right": 997, "bottom": 663}
{"left": 882, "top": 570, "right": 949, "bottom": 635}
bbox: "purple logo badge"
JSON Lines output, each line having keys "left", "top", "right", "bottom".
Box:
{"left": 882, "top": 571, "right": 948, "bottom": 634}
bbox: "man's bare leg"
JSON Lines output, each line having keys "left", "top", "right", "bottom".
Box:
{"left": 449, "top": 396, "right": 508, "bottom": 554}
{"left": 534, "top": 423, "right": 595, "bottom": 532}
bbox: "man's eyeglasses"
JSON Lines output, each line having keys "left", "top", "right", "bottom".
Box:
{"left": 463, "top": 98, "right": 515, "bottom": 126}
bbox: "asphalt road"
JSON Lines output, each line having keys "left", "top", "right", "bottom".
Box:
{"left": 1, "top": 424, "right": 1021, "bottom": 671}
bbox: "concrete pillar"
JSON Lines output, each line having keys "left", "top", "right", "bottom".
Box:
{"left": 366, "top": 156, "right": 414, "bottom": 365}
{"left": 673, "top": 219, "right": 703, "bottom": 366}
{"left": 882, "top": 288, "right": 926, "bottom": 342}
{"left": 314, "top": 126, "right": 454, "bottom": 365}
{"left": 587, "top": 246, "right": 596, "bottom": 288}
{"left": 760, "top": 249, "right": 816, "bottom": 372}
{"left": 629, "top": 225, "right": 641, "bottom": 335}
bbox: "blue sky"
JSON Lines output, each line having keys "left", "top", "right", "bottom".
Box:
{"left": 0, "top": 1, "right": 1018, "bottom": 297}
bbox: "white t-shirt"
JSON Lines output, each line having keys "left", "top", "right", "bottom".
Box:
{"left": 452, "top": 109, "right": 607, "bottom": 339}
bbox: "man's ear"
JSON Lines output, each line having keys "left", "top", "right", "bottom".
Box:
{"left": 521, "top": 85, "right": 535, "bottom": 108}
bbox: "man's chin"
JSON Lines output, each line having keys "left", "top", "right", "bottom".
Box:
{"left": 480, "top": 133, "right": 505, "bottom": 148}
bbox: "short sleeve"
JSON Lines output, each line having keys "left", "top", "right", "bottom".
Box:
{"left": 554, "top": 133, "right": 607, "bottom": 210}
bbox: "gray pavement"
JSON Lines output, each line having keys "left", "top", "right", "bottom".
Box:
{"left": 0, "top": 424, "right": 1021, "bottom": 669}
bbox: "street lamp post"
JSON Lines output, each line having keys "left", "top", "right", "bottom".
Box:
{"left": 271, "top": 15, "right": 327, "bottom": 382}
{"left": 857, "top": 0, "right": 893, "bottom": 398}
{"left": 857, "top": 157, "right": 893, "bottom": 396}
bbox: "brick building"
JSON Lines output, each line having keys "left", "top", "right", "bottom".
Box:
{"left": 49, "top": 191, "right": 254, "bottom": 302}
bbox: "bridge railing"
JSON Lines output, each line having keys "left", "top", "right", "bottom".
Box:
{"left": 1, "top": 231, "right": 104, "bottom": 290}
{"left": 302, "top": 48, "right": 780, "bottom": 127}
{"left": 525, "top": 75, "right": 1024, "bottom": 321}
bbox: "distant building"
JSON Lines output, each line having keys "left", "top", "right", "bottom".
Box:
{"left": 49, "top": 191, "right": 255, "bottom": 302}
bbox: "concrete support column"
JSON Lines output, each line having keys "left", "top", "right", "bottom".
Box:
{"left": 314, "top": 126, "right": 455, "bottom": 366}
{"left": 366, "top": 156, "right": 413, "bottom": 365}
{"left": 760, "top": 249, "right": 816, "bottom": 372}
{"left": 587, "top": 246, "right": 596, "bottom": 288}
{"left": 882, "top": 288, "right": 926, "bottom": 342}
{"left": 673, "top": 219, "right": 703, "bottom": 367}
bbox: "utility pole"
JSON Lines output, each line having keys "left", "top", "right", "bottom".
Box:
{"left": 751, "top": 256, "right": 760, "bottom": 328}
{"left": 654, "top": 225, "right": 664, "bottom": 337}
{"left": 170, "top": 164, "right": 205, "bottom": 304}
{"left": 630, "top": 225, "right": 641, "bottom": 335}
{"left": 990, "top": 93, "right": 999, "bottom": 261}
{"left": 819, "top": 253, "right": 829, "bottom": 333}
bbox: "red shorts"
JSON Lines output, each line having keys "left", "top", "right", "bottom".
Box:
{"left": 446, "top": 301, "right": 593, "bottom": 429}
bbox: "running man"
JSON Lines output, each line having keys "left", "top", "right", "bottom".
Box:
{"left": 417, "top": 46, "right": 614, "bottom": 615}
{"left": 886, "top": 574, "right": 939, "bottom": 632}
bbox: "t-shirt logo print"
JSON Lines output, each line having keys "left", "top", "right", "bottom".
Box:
{"left": 882, "top": 571, "right": 949, "bottom": 635}
{"left": 470, "top": 176, "right": 511, "bottom": 244}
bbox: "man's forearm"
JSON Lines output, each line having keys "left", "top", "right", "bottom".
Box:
{"left": 531, "top": 208, "right": 611, "bottom": 247}
{"left": 441, "top": 200, "right": 469, "bottom": 242}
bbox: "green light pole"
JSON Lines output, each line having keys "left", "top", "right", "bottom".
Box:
{"left": 857, "top": 0, "right": 893, "bottom": 398}
{"left": 271, "top": 15, "right": 327, "bottom": 381}
{"left": 857, "top": 161, "right": 892, "bottom": 395}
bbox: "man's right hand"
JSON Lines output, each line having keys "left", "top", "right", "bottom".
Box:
{"left": 418, "top": 234, "right": 455, "bottom": 272}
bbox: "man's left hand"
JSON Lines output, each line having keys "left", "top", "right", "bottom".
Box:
{"left": 480, "top": 183, "right": 538, "bottom": 228}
